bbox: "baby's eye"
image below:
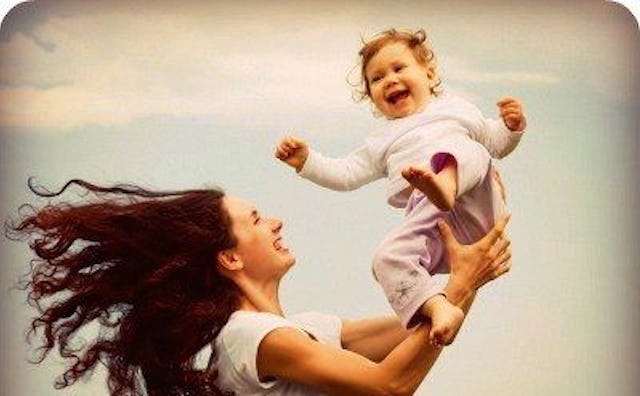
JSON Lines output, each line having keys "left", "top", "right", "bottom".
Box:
{"left": 394, "top": 65, "right": 406, "bottom": 73}
{"left": 370, "top": 76, "right": 381, "bottom": 84}
{"left": 254, "top": 216, "right": 261, "bottom": 225}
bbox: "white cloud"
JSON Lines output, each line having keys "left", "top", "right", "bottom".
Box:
{"left": 440, "top": 56, "right": 560, "bottom": 85}
{"left": 1, "top": 0, "right": 629, "bottom": 133}
{"left": 0, "top": 9, "right": 363, "bottom": 131}
{"left": 452, "top": 68, "right": 560, "bottom": 85}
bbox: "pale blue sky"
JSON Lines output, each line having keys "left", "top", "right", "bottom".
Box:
{"left": 0, "top": 1, "right": 638, "bottom": 395}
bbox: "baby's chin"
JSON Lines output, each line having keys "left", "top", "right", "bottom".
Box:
{"left": 383, "top": 108, "right": 418, "bottom": 119}
{"left": 380, "top": 101, "right": 427, "bottom": 119}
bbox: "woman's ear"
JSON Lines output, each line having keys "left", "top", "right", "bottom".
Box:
{"left": 217, "top": 249, "right": 243, "bottom": 272}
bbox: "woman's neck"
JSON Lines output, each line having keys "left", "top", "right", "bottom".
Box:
{"left": 235, "top": 278, "right": 284, "bottom": 316}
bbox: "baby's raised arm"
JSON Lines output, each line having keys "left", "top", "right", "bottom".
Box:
{"left": 275, "top": 136, "right": 384, "bottom": 191}
{"left": 469, "top": 96, "right": 527, "bottom": 159}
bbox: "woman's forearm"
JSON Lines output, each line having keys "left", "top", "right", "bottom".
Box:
{"left": 373, "top": 323, "right": 441, "bottom": 395}
{"left": 445, "top": 276, "right": 477, "bottom": 313}
{"left": 264, "top": 216, "right": 510, "bottom": 395}
{"left": 373, "top": 275, "right": 477, "bottom": 395}
{"left": 341, "top": 316, "right": 409, "bottom": 362}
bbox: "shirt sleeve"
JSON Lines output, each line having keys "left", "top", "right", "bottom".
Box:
{"left": 467, "top": 117, "right": 525, "bottom": 159}
{"left": 220, "top": 312, "right": 299, "bottom": 390}
{"left": 298, "top": 144, "right": 385, "bottom": 191}
{"left": 430, "top": 134, "right": 491, "bottom": 198}
{"left": 290, "top": 311, "right": 343, "bottom": 349}
{"left": 449, "top": 94, "right": 525, "bottom": 159}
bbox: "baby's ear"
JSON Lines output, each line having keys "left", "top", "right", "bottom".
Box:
{"left": 426, "top": 65, "right": 437, "bottom": 80}
{"left": 217, "top": 249, "right": 243, "bottom": 272}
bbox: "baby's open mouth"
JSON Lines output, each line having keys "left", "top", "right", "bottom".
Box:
{"left": 386, "top": 90, "right": 409, "bottom": 104}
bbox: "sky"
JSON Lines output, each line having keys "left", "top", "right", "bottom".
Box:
{"left": 0, "top": 0, "right": 638, "bottom": 395}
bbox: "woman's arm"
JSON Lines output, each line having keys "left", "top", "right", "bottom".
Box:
{"left": 341, "top": 316, "right": 409, "bottom": 363}
{"left": 258, "top": 215, "right": 512, "bottom": 396}
{"left": 258, "top": 305, "right": 442, "bottom": 396}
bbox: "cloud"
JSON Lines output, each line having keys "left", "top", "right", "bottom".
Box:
{"left": 0, "top": 8, "right": 362, "bottom": 132}
{"left": 440, "top": 56, "right": 560, "bottom": 85}
{"left": 2, "top": 0, "right": 628, "bottom": 133}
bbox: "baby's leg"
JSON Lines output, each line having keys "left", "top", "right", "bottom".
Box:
{"left": 420, "top": 294, "right": 464, "bottom": 347}
{"left": 372, "top": 193, "right": 448, "bottom": 330}
{"left": 402, "top": 155, "right": 458, "bottom": 212}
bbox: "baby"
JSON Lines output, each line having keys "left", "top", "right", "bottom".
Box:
{"left": 275, "top": 29, "right": 526, "bottom": 346}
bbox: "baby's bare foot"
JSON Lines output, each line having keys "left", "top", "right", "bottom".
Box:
{"left": 402, "top": 166, "right": 454, "bottom": 211}
{"left": 421, "top": 295, "right": 464, "bottom": 347}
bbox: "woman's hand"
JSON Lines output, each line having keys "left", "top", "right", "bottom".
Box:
{"left": 440, "top": 214, "right": 512, "bottom": 295}
{"left": 491, "top": 166, "right": 507, "bottom": 203}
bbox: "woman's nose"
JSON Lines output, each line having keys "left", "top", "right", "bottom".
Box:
{"left": 271, "top": 218, "right": 283, "bottom": 232}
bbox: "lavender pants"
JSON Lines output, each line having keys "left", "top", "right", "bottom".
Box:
{"left": 372, "top": 154, "right": 505, "bottom": 328}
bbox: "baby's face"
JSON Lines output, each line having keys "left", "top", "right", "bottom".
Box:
{"left": 365, "top": 42, "right": 435, "bottom": 119}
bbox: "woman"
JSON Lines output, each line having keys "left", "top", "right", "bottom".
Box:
{"left": 6, "top": 179, "right": 511, "bottom": 395}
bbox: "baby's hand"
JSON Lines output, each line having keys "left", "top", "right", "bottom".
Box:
{"left": 497, "top": 96, "right": 526, "bottom": 131}
{"left": 275, "top": 136, "right": 310, "bottom": 172}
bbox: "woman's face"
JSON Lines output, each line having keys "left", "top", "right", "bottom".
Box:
{"left": 223, "top": 196, "right": 295, "bottom": 280}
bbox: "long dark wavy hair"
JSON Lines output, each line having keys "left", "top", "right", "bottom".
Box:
{"left": 5, "top": 179, "right": 240, "bottom": 395}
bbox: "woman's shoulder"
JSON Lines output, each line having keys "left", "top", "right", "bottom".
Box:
{"left": 219, "top": 311, "right": 292, "bottom": 345}
{"left": 218, "top": 311, "right": 341, "bottom": 350}
{"left": 213, "top": 311, "right": 339, "bottom": 395}
{"left": 214, "top": 312, "right": 295, "bottom": 381}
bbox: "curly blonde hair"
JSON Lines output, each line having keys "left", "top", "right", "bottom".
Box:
{"left": 354, "top": 28, "right": 442, "bottom": 102}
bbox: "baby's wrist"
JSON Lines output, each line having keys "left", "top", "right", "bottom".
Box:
{"left": 295, "top": 152, "right": 310, "bottom": 173}
{"left": 295, "top": 156, "right": 308, "bottom": 173}
{"left": 507, "top": 116, "right": 527, "bottom": 132}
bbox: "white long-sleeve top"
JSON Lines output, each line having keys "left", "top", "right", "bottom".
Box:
{"left": 298, "top": 92, "right": 525, "bottom": 208}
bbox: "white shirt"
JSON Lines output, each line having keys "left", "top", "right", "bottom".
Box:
{"left": 299, "top": 92, "right": 524, "bottom": 208}
{"left": 213, "top": 311, "right": 343, "bottom": 396}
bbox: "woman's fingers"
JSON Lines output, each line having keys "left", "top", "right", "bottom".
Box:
{"left": 488, "top": 236, "right": 511, "bottom": 260}
{"left": 491, "top": 167, "right": 507, "bottom": 202}
{"left": 492, "top": 258, "right": 512, "bottom": 279}
{"left": 437, "top": 220, "right": 456, "bottom": 248}
{"left": 489, "top": 238, "right": 512, "bottom": 278}
{"left": 494, "top": 244, "right": 512, "bottom": 267}
{"left": 479, "top": 213, "right": 511, "bottom": 248}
